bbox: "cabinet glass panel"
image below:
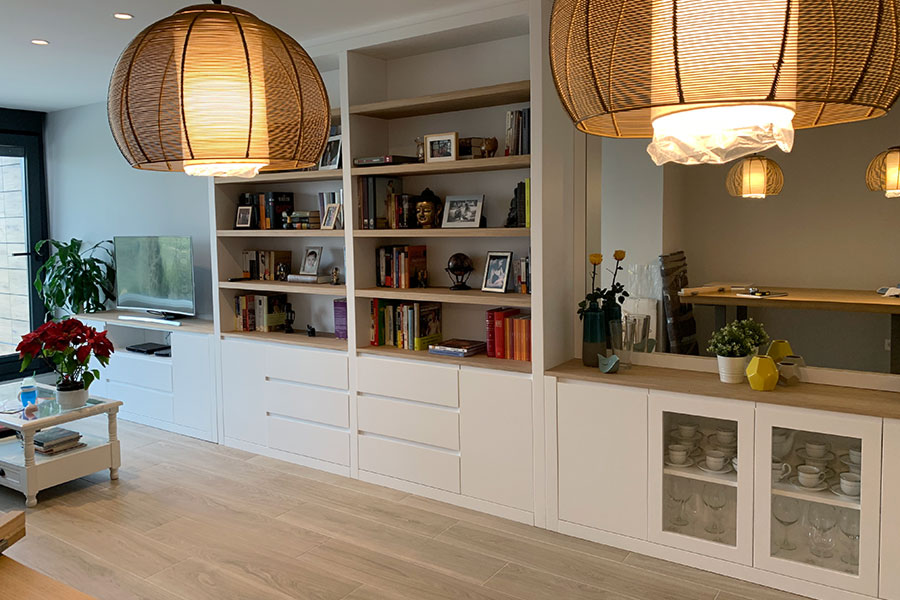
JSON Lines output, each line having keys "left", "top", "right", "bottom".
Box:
{"left": 769, "top": 427, "right": 861, "bottom": 575}
{"left": 662, "top": 411, "right": 738, "bottom": 547}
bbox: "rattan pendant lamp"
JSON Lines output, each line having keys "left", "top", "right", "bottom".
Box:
{"left": 108, "top": 1, "right": 330, "bottom": 178}
{"left": 550, "top": 0, "right": 900, "bottom": 166}
{"left": 866, "top": 147, "right": 900, "bottom": 197}
{"left": 726, "top": 155, "right": 784, "bottom": 199}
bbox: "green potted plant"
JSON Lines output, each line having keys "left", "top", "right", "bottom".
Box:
{"left": 34, "top": 239, "right": 115, "bottom": 319}
{"left": 577, "top": 250, "right": 630, "bottom": 368}
{"left": 707, "top": 319, "right": 768, "bottom": 383}
{"left": 737, "top": 318, "right": 770, "bottom": 355}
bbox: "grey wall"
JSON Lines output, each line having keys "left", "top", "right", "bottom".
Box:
{"left": 45, "top": 102, "right": 213, "bottom": 318}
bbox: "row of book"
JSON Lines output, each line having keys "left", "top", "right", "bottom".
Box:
{"left": 238, "top": 192, "right": 293, "bottom": 230}
{"left": 358, "top": 176, "right": 403, "bottom": 230}
{"left": 376, "top": 245, "right": 427, "bottom": 289}
{"left": 31, "top": 427, "right": 85, "bottom": 455}
{"left": 241, "top": 250, "right": 292, "bottom": 281}
{"left": 486, "top": 308, "right": 531, "bottom": 361}
{"left": 512, "top": 256, "right": 531, "bottom": 295}
{"left": 233, "top": 293, "right": 348, "bottom": 338}
{"left": 505, "top": 108, "right": 531, "bottom": 156}
{"left": 369, "top": 300, "right": 442, "bottom": 350}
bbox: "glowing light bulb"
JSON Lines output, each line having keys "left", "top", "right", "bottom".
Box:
{"left": 885, "top": 150, "right": 900, "bottom": 198}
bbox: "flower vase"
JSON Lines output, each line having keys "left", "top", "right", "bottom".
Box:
{"left": 56, "top": 384, "right": 87, "bottom": 410}
{"left": 601, "top": 302, "right": 622, "bottom": 343}
{"left": 582, "top": 304, "right": 606, "bottom": 367}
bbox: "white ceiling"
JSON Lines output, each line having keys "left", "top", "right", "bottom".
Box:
{"left": 0, "top": 0, "right": 500, "bottom": 113}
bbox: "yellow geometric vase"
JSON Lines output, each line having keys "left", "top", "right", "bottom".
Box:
{"left": 766, "top": 340, "right": 794, "bottom": 364}
{"left": 746, "top": 355, "right": 779, "bottom": 391}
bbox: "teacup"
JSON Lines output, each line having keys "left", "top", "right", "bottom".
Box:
{"left": 797, "top": 465, "right": 825, "bottom": 488}
{"left": 846, "top": 462, "right": 861, "bottom": 475}
{"left": 731, "top": 456, "right": 738, "bottom": 472}
{"left": 772, "top": 460, "right": 792, "bottom": 482}
{"left": 668, "top": 444, "right": 688, "bottom": 465}
{"left": 804, "top": 456, "right": 829, "bottom": 470}
{"left": 677, "top": 423, "right": 699, "bottom": 439}
{"left": 849, "top": 447, "right": 862, "bottom": 465}
{"left": 705, "top": 450, "right": 726, "bottom": 471}
{"left": 715, "top": 426, "right": 736, "bottom": 445}
{"left": 840, "top": 472, "right": 861, "bottom": 496}
{"left": 806, "top": 439, "right": 829, "bottom": 459}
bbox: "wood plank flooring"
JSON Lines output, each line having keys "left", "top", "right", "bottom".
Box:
{"left": 0, "top": 419, "right": 811, "bottom": 600}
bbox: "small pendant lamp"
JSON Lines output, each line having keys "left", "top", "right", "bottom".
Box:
{"left": 108, "top": 1, "right": 331, "bottom": 178}
{"left": 726, "top": 156, "right": 784, "bottom": 199}
{"left": 550, "top": 0, "right": 900, "bottom": 167}
{"left": 866, "top": 147, "right": 900, "bottom": 198}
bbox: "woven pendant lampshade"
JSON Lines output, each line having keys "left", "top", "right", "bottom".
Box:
{"left": 866, "top": 147, "right": 900, "bottom": 197}
{"left": 550, "top": 0, "right": 900, "bottom": 166}
{"left": 108, "top": 3, "right": 330, "bottom": 178}
{"left": 726, "top": 156, "right": 784, "bottom": 199}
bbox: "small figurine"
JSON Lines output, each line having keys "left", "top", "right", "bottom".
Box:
{"left": 481, "top": 137, "right": 499, "bottom": 158}
{"left": 284, "top": 303, "right": 295, "bottom": 334}
{"left": 282, "top": 211, "right": 291, "bottom": 229}
{"left": 276, "top": 263, "right": 290, "bottom": 282}
{"left": 331, "top": 267, "right": 340, "bottom": 285}
{"left": 415, "top": 188, "right": 443, "bottom": 229}
{"left": 415, "top": 137, "right": 425, "bottom": 162}
{"left": 306, "top": 325, "right": 317, "bottom": 337}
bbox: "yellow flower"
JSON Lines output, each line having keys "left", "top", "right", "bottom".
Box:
{"left": 589, "top": 253, "right": 603, "bottom": 265}
{"left": 613, "top": 250, "right": 626, "bottom": 261}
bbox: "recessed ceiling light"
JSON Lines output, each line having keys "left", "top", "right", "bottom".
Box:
{"left": 31, "top": 39, "right": 49, "bottom": 45}
{"left": 113, "top": 13, "right": 133, "bottom": 20}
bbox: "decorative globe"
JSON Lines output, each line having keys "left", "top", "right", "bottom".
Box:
{"left": 446, "top": 253, "right": 474, "bottom": 291}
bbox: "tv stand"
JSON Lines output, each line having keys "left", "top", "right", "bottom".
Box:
{"left": 118, "top": 313, "right": 182, "bottom": 327}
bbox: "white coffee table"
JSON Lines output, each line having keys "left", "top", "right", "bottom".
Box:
{"left": 0, "top": 383, "right": 122, "bottom": 507}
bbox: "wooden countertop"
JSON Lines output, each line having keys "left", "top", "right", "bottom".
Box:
{"left": 679, "top": 286, "right": 900, "bottom": 314}
{"left": 546, "top": 359, "right": 900, "bottom": 420}
{"left": 74, "top": 310, "right": 215, "bottom": 335}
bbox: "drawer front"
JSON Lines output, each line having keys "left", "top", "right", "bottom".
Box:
{"left": 264, "top": 346, "right": 348, "bottom": 390}
{"left": 358, "top": 434, "right": 460, "bottom": 493}
{"left": 357, "top": 356, "right": 458, "bottom": 407}
{"left": 108, "top": 382, "right": 174, "bottom": 422}
{"left": 106, "top": 354, "right": 173, "bottom": 393}
{"left": 265, "top": 380, "right": 349, "bottom": 428}
{"left": 0, "top": 463, "right": 24, "bottom": 488}
{"left": 268, "top": 415, "right": 349, "bottom": 466}
{"left": 358, "top": 395, "right": 459, "bottom": 450}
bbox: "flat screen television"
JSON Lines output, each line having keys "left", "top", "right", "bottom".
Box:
{"left": 114, "top": 236, "right": 196, "bottom": 317}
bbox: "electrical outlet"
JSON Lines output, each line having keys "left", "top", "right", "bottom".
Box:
{"left": 886, "top": 339, "right": 892, "bottom": 352}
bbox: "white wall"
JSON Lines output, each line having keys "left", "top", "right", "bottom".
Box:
{"left": 45, "top": 102, "right": 213, "bottom": 318}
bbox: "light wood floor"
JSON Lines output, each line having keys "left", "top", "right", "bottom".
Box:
{"left": 0, "top": 419, "right": 810, "bottom": 600}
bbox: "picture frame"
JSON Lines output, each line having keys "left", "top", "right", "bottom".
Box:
{"left": 319, "top": 135, "right": 342, "bottom": 170}
{"left": 322, "top": 203, "right": 342, "bottom": 230}
{"left": 300, "top": 246, "right": 323, "bottom": 275}
{"left": 424, "top": 132, "right": 458, "bottom": 163}
{"left": 442, "top": 195, "right": 484, "bottom": 229}
{"left": 234, "top": 205, "right": 254, "bottom": 229}
{"left": 482, "top": 251, "right": 513, "bottom": 293}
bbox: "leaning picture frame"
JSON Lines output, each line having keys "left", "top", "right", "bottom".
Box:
{"left": 235, "top": 205, "right": 254, "bottom": 229}
{"left": 322, "top": 203, "right": 342, "bottom": 230}
{"left": 319, "top": 135, "right": 342, "bottom": 170}
{"left": 442, "top": 195, "right": 484, "bottom": 228}
{"left": 424, "top": 132, "right": 458, "bottom": 163}
{"left": 482, "top": 251, "right": 513, "bottom": 293}
{"left": 300, "top": 246, "right": 323, "bottom": 275}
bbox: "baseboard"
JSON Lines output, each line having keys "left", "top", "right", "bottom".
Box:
{"left": 118, "top": 412, "right": 216, "bottom": 442}
{"left": 358, "top": 470, "right": 534, "bottom": 525}
{"left": 221, "top": 436, "right": 352, "bottom": 477}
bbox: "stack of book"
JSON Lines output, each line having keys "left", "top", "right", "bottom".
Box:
{"left": 370, "top": 300, "right": 441, "bottom": 351}
{"left": 486, "top": 308, "right": 531, "bottom": 361}
{"left": 505, "top": 109, "right": 531, "bottom": 156}
{"left": 233, "top": 293, "right": 288, "bottom": 332}
{"left": 33, "top": 428, "right": 84, "bottom": 455}
{"left": 376, "top": 245, "right": 427, "bottom": 289}
{"left": 507, "top": 179, "right": 531, "bottom": 228}
{"left": 241, "top": 250, "right": 292, "bottom": 281}
{"left": 428, "top": 339, "right": 486, "bottom": 357}
{"left": 290, "top": 210, "right": 321, "bottom": 229}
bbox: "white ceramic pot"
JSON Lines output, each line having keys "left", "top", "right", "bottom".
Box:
{"left": 56, "top": 386, "right": 88, "bottom": 410}
{"left": 717, "top": 355, "right": 748, "bottom": 384}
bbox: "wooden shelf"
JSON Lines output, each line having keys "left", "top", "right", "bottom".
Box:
{"left": 217, "top": 229, "right": 345, "bottom": 239}
{"left": 215, "top": 169, "right": 343, "bottom": 185}
{"left": 218, "top": 281, "right": 346, "bottom": 296}
{"left": 663, "top": 464, "right": 738, "bottom": 488}
{"left": 772, "top": 481, "right": 860, "bottom": 510}
{"left": 349, "top": 80, "right": 530, "bottom": 119}
{"left": 350, "top": 155, "right": 529, "bottom": 177}
{"left": 356, "top": 286, "right": 530, "bottom": 308}
{"left": 358, "top": 345, "right": 531, "bottom": 374}
{"left": 353, "top": 228, "right": 529, "bottom": 239}
{"left": 221, "top": 330, "right": 347, "bottom": 351}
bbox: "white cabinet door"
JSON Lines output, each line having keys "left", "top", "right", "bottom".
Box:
{"left": 754, "top": 404, "right": 882, "bottom": 596}
{"left": 882, "top": 418, "right": 900, "bottom": 600}
{"left": 459, "top": 369, "right": 532, "bottom": 511}
{"left": 649, "top": 391, "right": 755, "bottom": 565}
{"left": 558, "top": 381, "right": 647, "bottom": 539}
{"left": 172, "top": 332, "right": 215, "bottom": 435}
{"left": 221, "top": 338, "right": 266, "bottom": 444}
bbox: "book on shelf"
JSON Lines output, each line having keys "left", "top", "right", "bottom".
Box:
{"left": 506, "top": 178, "right": 531, "bottom": 229}
{"left": 234, "top": 292, "right": 288, "bottom": 332}
{"left": 428, "top": 339, "right": 486, "bottom": 357}
{"left": 512, "top": 256, "right": 531, "bottom": 294}
{"left": 334, "top": 298, "right": 348, "bottom": 339}
{"left": 384, "top": 193, "right": 417, "bottom": 229}
{"left": 359, "top": 176, "right": 403, "bottom": 230}
{"left": 370, "top": 299, "right": 441, "bottom": 351}
{"left": 487, "top": 308, "right": 531, "bottom": 361}
{"left": 505, "top": 108, "right": 531, "bottom": 156}
{"left": 376, "top": 245, "right": 427, "bottom": 289}
{"left": 33, "top": 427, "right": 80, "bottom": 448}
{"left": 241, "top": 250, "right": 292, "bottom": 281}
{"left": 353, "top": 155, "right": 418, "bottom": 167}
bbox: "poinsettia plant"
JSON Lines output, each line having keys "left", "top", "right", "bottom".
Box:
{"left": 16, "top": 319, "right": 114, "bottom": 391}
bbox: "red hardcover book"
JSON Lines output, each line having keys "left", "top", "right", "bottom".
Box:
{"left": 485, "top": 308, "right": 503, "bottom": 358}
{"left": 494, "top": 309, "right": 519, "bottom": 359}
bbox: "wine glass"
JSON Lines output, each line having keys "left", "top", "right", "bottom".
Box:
{"left": 668, "top": 477, "right": 693, "bottom": 527}
{"left": 772, "top": 496, "right": 801, "bottom": 552}
{"left": 702, "top": 484, "right": 727, "bottom": 536}
{"left": 808, "top": 504, "right": 838, "bottom": 559}
{"left": 839, "top": 509, "right": 860, "bottom": 566}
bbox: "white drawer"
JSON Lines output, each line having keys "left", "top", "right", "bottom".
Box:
{"left": 0, "top": 463, "right": 24, "bottom": 488}
{"left": 264, "top": 346, "right": 348, "bottom": 390}
{"left": 265, "top": 380, "right": 349, "bottom": 428}
{"left": 105, "top": 353, "right": 173, "bottom": 393}
{"left": 267, "top": 416, "right": 349, "bottom": 466}
{"left": 358, "top": 395, "right": 459, "bottom": 450}
{"left": 357, "top": 356, "right": 458, "bottom": 407}
{"left": 359, "top": 434, "right": 460, "bottom": 493}
{"left": 108, "top": 382, "right": 174, "bottom": 422}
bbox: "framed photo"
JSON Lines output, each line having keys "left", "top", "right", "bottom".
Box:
{"left": 322, "top": 203, "right": 342, "bottom": 230}
{"left": 442, "top": 195, "right": 484, "bottom": 228}
{"left": 482, "top": 251, "right": 513, "bottom": 293}
{"left": 424, "top": 132, "right": 458, "bottom": 163}
{"left": 319, "top": 135, "right": 342, "bottom": 170}
{"left": 300, "top": 246, "right": 323, "bottom": 275}
{"left": 235, "top": 205, "right": 254, "bottom": 229}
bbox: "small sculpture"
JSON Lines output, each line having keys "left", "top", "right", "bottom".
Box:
{"left": 481, "top": 137, "right": 499, "bottom": 158}
{"left": 597, "top": 354, "right": 620, "bottom": 374}
{"left": 276, "top": 263, "right": 290, "bottom": 281}
{"left": 331, "top": 267, "right": 340, "bottom": 285}
{"left": 415, "top": 137, "right": 425, "bottom": 162}
{"left": 284, "top": 303, "right": 295, "bottom": 334}
{"left": 415, "top": 188, "right": 443, "bottom": 229}
{"left": 445, "top": 253, "right": 474, "bottom": 290}
{"left": 306, "top": 325, "right": 317, "bottom": 337}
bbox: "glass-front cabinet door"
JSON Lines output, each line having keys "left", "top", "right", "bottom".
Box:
{"left": 648, "top": 391, "right": 755, "bottom": 565}
{"left": 754, "top": 404, "right": 882, "bottom": 596}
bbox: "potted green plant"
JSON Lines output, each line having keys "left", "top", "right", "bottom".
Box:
{"left": 33, "top": 238, "right": 115, "bottom": 319}
{"left": 737, "top": 318, "right": 770, "bottom": 355}
{"left": 707, "top": 319, "right": 768, "bottom": 383}
{"left": 577, "top": 250, "right": 630, "bottom": 367}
